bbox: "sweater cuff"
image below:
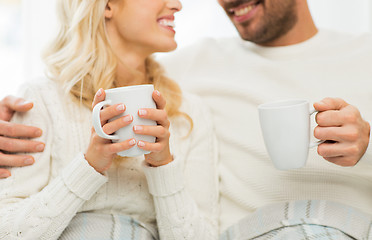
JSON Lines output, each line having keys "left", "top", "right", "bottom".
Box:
{"left": 142, "top": 156, "right": 184, "bottom": 197}
{"left": 62, "top": 152, "right": 108, "bottom": 200}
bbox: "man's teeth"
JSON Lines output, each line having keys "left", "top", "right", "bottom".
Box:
{"left": 159, "top": 19, "right": 175, "bottom": 28}
{"left": 234, "top": 5, "right": 254, "bottom": 17}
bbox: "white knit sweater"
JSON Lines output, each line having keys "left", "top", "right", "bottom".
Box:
{"left": 0, "top": 79, "right": 219, "bottom": 239}
{"left": 159, "top": 29, "right": 372, "bottom": 233}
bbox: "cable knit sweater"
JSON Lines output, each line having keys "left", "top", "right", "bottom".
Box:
{"left": 159, "top": 29, "right": 372, "bottom": 233}
{"left": 0, "top": 79, "right": 219, "bottom": 240}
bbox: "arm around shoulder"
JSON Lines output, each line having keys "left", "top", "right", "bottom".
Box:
{"left": 0, "top": 84, "right": 107, "bottom": 239}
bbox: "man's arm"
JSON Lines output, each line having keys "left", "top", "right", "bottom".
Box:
{"left": 0, "top": 96, "right": 45, "bottom": 178}
{"left": 314, "top": 97, "right": 370, "bottom": 167}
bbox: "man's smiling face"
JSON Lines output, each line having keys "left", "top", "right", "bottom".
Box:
{"left": 217, "top": 0, "right": 298, "bottom": 45}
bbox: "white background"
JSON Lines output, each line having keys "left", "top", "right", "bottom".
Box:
{"left": 0, "top": 0, "right": 372, "bottom": 98}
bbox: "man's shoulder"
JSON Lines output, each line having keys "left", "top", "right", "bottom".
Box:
{"left": 318, "top": 29, "right": 372, "bottom": 47}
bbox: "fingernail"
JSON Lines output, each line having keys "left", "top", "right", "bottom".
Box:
{"left": 154, "top": 90, "right": 161, "bottom": 96}
{"left": 138, "top": 141, "right": 145, "bottom": 147}
{"left": 116, "top": 104, "right": 125, "bottom": 111}
{"left": 97, "top": 89, "right": 103, "bottom": 97}
{"left": 35, "top": 129, "right": 42, "bottom": 137}
{"left": 24, "top": 158, "right": 34, "bottom": 165}
{"left": 129, "top": 139, "right": 136, "bottom": 145}
{"left": 0, "top": 172, "right": 10, "bottom": 178}
{"left": 134, "top": 125, "right": 143, "bottom": 131}
{"left": 318, "top": 101, "right": 327, "bottom": 106}
{"left": 138, "top": 109, "right": 147, "bottom": 116}
{"left": 123, "top": 115, "right": 133, "bottom": 122}
{"left": 36, "top": 144, "right": 45, "bottom": 152}
{"left": 19, "top": 100, "right": 31, "bottom": 106}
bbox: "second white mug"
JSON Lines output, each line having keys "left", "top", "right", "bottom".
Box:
{"left": 258, "top": 99, "right": 323, "bottom": 170}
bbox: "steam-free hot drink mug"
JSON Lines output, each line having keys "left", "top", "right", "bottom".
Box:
{"left": 92, "top": 84, "right": 156, "bottom": 157}
{"left": 258, "top": 99, "right": 323, "bottom": 170}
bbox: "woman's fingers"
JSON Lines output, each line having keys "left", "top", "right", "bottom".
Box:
{"left": 99, "top": 104, "right": 126, "bottom": 125}
{"left": 108, "top": 138, "right": 136, "bottom": 153}
{"left": 102, "top": 115, "right": 133, "bottom": 135}
{"left": 92, "top": 89, "right": 126, "bottom": 125}
{"left": 138, "top": 108, "right": 169, "bottom": 128}
{"left": 152, "top": 90, "right": 166, "bottom": 110}
{"left": 92, "top": 89, "right": 105, "bottom": 108}
{"left": 133, "top": 125, "right": 169, "bottom": 139}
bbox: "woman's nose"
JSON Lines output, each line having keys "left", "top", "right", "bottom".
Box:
{"left": 166, "top": 0, "right": 182, "bottom": 12}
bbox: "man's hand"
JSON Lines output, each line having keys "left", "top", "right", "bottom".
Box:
{"left": 0, "top": 96, "right": 45, "bottom": 178}
{"left": 314, "top": 97, "right": 370, "bottom": 167}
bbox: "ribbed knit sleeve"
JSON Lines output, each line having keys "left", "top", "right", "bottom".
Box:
{"left": 0, "top": 84, "right": 107, "bottom": 239}
{"left": 142, "top": 94, "right": 219, "bottom": 240}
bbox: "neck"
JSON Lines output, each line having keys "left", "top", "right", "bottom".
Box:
{"left": 105, "top": 22, "right": 150, "bottom": 86}
{"left": 260, "top": 0, "right": 318, "bottom": 47}
{"left": 115, "top": 53, "right": 148, "bottom": 87}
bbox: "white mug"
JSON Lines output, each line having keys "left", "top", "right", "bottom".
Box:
{"left": 92, "top": 84, "right": 156, "bottom": 157}
{"left": 258, "top": 99, "right": 323, "bottom": 170}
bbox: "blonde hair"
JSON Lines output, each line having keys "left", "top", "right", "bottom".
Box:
{"left": 43, "top": 0, "right": 192, "bottom": 129}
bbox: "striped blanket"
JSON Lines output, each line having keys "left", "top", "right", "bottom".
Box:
{"left": 59, "top": 213, "right": 156, "bottom": 240}
{"left": 220, "top": 200, "right": 372, "bottom": 240}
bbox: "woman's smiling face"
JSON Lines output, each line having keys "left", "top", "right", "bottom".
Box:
{"left": 105, "top": 0, "right": 182, "bottom": 56}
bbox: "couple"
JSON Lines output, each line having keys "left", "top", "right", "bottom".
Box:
{"left": 0, "top": 0, "right": 218, "bottom": 239}
{"left": 2, "top": 0, "right": 372, "bottom": 239}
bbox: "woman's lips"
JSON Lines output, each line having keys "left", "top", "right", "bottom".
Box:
{"left": 158, "top": 16, "right": 176, "bottom": 33}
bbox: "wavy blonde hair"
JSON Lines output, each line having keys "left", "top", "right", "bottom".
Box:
{"left": 43, "top": 0, "right": 192, "bottom": 129}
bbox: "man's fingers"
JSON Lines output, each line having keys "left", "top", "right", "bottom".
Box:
{"left": 2, "top": 95, "right": 33, "bottom": 113}
{"left": 0, "top": 169, "right": 11, "bottom": 178}
{"left": 315, "top": 111, "right": 343, "bottom": 127}
{"left": 323, "top": 156, "right": 357, "bottom": 167}
{"left": 0, "top": 120, "right": 42, "bottom": 138}
{"left": 0, "top": 136, "right": 45, "bottom": 153}
{"left": 317, "top": 142, "right": 344, "bottom": 158}
{"left": 314, "top": 97, "right": 348, "bottom": 112}
{"left": 314, "top": 126, "right": 360, "bottom": 142}
{"left": 0, "top": 152, "right": 34, "bottom": 167}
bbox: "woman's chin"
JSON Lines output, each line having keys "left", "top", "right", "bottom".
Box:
{"left": 156, "top": 41, "right": 178, "bottom": 53}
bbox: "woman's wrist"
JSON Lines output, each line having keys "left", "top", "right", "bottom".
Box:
{"left": 147, "top": 155, "right": 173, "bottom": 167}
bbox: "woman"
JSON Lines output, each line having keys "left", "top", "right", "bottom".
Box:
{"left": 0, "top": 0, "right": 218, "bottom": 239}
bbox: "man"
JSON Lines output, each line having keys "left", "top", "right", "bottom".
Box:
{"left": 1, "top": 0, "right": 371, "bottom": 238}
{"left": 157, "top": 0, "right": 372, "bottom": 238}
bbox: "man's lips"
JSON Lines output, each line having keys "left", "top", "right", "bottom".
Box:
{"left": 227, "top": 0, "right": 261, "bottom": 23}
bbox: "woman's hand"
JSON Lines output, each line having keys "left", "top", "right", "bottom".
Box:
{"left": 85, "top": 89, "right": 135, "bottom": 173}
{"left": 134, "top": 90, "right": 172, "bottom": 167}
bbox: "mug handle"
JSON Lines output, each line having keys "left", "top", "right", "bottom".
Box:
{"left": 309, "top": 107, "right": 325, "bottom": 148}
{"left": 92, "top": 99, "right": 120, "bottom": 140}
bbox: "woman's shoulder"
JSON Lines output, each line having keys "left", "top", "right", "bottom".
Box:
{"left": 18, "top": 77, "right": 83, "bottom": 117}
{"left": 18, "top": 77, "right": 64, "bottom": 100}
